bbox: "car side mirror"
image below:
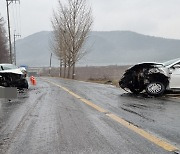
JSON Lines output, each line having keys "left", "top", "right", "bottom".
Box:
{"left": 173, "top": 64, "right": 180, "bottom": 69}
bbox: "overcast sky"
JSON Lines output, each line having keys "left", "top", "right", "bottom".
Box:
{"left": 1, "top": 0, "right": 180, "bottom": 39}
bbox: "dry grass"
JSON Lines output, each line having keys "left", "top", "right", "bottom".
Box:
{"left": 38, "top": 65, "right": 130, "bottom": 86}
{"left": 87, "top": 78, "right": 120, "bottom": 87}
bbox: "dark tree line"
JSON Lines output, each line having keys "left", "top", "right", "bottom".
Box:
{"left": 0, "top": 14, "right": 10, "bottom": 63}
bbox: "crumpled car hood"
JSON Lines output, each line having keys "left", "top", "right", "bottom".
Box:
{"left": 119, "top": 62, "right": 169, "bottom": 94}
{"left": 126, "top": 62, "right": 163, "bottom": 70}
{"left": 0, "top": 68, "right": 23, "bottom": 75}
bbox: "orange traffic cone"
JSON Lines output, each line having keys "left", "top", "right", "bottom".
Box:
{"left": 30, "top": 76, "right": 36, "bottom": 85}
{"left": 30, "top": 76, "right": 34, "bottom": 83}
{"left": 32, "top": 77, "right": 36, "bottom": 85}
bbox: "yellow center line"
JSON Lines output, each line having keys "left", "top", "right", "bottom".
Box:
{"left": 106, "top": 113, "right": 178, "bottom": 152}
{"left": 80, "top": 98, "right": 107, "bottom": 113}
{"left": 43, "top": 78, "right": 179, "bottom": 152}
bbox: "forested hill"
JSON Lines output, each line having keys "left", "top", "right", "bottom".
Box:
{"left": 16, "top": 31, "right": 180, "bottom": 67}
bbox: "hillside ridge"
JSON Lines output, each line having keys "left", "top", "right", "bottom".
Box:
{"left": 16, "top": 31, "right": 180, "bottom": 67}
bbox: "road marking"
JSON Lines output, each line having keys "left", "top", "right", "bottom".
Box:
{"left": 80, "top": 98, "right": 107, "bottom": 113}
{"left": 43, "top": 78, "right": 179, "bottom": 152}
{"left": 106, "top": 113, "right": 178, "bottom": 152}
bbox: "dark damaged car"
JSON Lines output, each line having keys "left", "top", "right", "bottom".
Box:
{"left": 119, "top": 58, "right": 180, "bottom": 96}
{"left": 0, "top": 64, "right": 28, "bottom": 89}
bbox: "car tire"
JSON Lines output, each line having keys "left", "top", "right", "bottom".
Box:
{"left": 146, "top": 82, "right": 165, "bottom": 96}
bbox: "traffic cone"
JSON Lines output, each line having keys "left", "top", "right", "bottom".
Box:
{"left": 30, "top": 76, "right": 36, "bottom": 85}
{"left": 30, "top": 76, "right": 34, "bottom": 83}
{"left": 32, "top": 77, "right": 36, "bottom": 85}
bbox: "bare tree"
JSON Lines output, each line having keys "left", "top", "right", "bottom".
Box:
{"left": 0, "top": 15, "right": 10, "bottom": 63}
{"left": 51, "top": 0, "right": 93, "bottom": 78}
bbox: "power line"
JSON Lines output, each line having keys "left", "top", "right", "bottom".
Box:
{"left": 11, "top": 3, "right": 17, "bottom": 31}
{"left": 6, "top": 0, "right": 20, "bottom": 64}
{"left": 18, "top": 3, "right": 21, "bottom": 35}
{"left": 15, "top": 3, "right": 19, "bottom": 33}
{"left": 14, "top": 30, "right": 21, "bottom": 65}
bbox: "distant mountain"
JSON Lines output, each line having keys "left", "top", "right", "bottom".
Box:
{"left": 16, "top": 31, "right": 180, "bottom": 67}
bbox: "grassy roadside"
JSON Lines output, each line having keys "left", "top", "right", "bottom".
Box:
{"left": 87, "top": 78, "right": 120, "bottom": 87}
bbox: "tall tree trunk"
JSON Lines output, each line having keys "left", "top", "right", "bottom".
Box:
{"left": 72, "top": 63, "right": 75, "bottom": 79}
{"left": 63, "top": 58, "right": 67, "bottom": 78}
{"left": 67, "top": 65, "right": 71, "bottom": 79}
{"left": 60, "top": 60, "right": 62, "bottom": 77}
{"left": 63, "top": 65, "right": 66, "bottom": 78}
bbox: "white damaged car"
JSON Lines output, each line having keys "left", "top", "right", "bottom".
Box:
{"left": 119, "top": 58, "right": 180, "bottom": 96}
{"left": 0, "top": 64, "right": 28, "bottom": 89}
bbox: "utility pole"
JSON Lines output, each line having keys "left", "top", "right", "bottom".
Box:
{"left": 6, "top": 0, "right": 20, "bottom": 64}
{"left": 49, "top": 53, "right": 52, "bottom": 76}
{"left": 14, "top": 31, "right": 21, "bottom": 65}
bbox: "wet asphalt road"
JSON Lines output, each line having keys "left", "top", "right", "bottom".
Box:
{"left": 0, "top": 77, "right": 180, "bottom": 154}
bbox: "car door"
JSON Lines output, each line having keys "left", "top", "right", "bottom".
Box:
{"left": 169, "top": 62, "right": 180, "bottom": 89}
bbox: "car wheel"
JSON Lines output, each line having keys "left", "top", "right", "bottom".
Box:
{"left": 146, "top": 82, "right": 165, "bottom": 96}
